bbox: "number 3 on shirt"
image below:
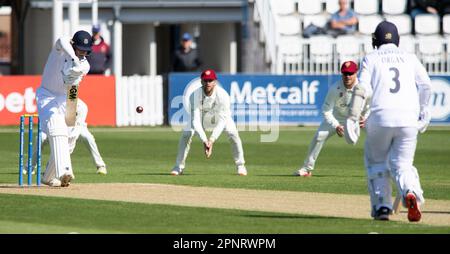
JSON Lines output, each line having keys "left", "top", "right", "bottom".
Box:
{"left": 389, "top": 67, "right": 400, "bottom": 93}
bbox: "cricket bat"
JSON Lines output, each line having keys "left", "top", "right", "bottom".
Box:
{"left": 392, "top": 193, "right": 401, "bottom": 214}
{"left": 62, "top": 58, "right": 82, "bottom": 127}
{"left": 65, "top": 85, "right": 78, "bottom": 126}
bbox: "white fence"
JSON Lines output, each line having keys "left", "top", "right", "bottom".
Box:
{"left": 115, "top": 75, "right": 164, "bottom": 127}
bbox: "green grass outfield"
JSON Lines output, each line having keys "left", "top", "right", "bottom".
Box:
{"left": 0, "top": 126, "right": 449, "bottom": 233}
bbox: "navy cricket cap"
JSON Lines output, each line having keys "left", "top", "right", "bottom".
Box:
{"left": 71, "top": 30, "right": 92, "bottom": 52}
{"left": 372, "top": 21, "right": 399, "bottom": 47}
{"left": 182, "top": 32, "right": 192, "bottom": 41}
{"left": 92, "top": 25, "right": 101, "bottom": 34}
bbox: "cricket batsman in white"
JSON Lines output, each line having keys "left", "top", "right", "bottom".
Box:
{"left": 345, "top": 21, "right": 431, "bottom": 221}
{"left": 36, "top": 30, "right": 91, "bottom": 187}
{"left": 294, "top": 61, "right": 370, "bottom": 177}
{"left": 171, "top": 69, "right": 247, "bottom": 176}
{"left": 27, "top": 99, "right": 107, "bottom": 176}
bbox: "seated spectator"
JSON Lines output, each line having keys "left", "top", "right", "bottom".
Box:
{"left": 441, "top": 1, "right": 450, "bottom": 16}
{"left": 409, "top": 0, "right": 450, "bottom": 16}
{"left": 409, "top": 0, "right": 442, "bottom": 19}
{"left": 327, "top": 0, "right": 358, "bottom": 37}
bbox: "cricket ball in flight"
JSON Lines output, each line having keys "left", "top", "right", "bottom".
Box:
{"left": 136, "top": 106, "right": 143, "bottom": 113}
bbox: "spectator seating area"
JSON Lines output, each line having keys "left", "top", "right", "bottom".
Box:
{"left": 253, "top": 0, "right": 450, "bottom": 75}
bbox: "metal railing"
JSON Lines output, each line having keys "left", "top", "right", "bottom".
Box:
{"left": 277, "top": 36, "right": 450, "bottom": 75}
{"left": 254, "top": 0, "right": 279, "bottom": 73}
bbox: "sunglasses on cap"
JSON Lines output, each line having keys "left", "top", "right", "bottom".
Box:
{"left": 342, "top": 72, "right": 355, "bottom": 76}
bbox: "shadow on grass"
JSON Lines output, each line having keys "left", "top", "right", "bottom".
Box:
{"left": 0, "top": 184, "right": 43, "bottom": 189}
{"left": 0, "top": 172, "right": 19, "bottom": 175}
{"left": 256, "top": 174, "right": 297, "bottom": 177}
{"left": 397, "top": 210, "right": 450, "bottom": 215}
{"left": 243, "top": 214, "right": 334, "bottom": 220}
{"left": 422, "top": 211, "right": 450, "bottom": 215}
{"left": 256, "top": 174, "right": 363, "bottom": 178}
{"left": 126, "top": 172, "right": 219, "bottom": 177}
{"left": 128, "top": 173, "right": 172, "bottom": 176}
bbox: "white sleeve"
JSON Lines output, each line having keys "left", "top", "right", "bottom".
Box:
{"left": 210, "top": 91, "right": 231, "bottom": 142}
{"left": 358, "top": 56, "right": 373, "bottom": 98}
{"left": 360, "top": 95, "right": 371, "bottom": 120}
{"left": 414, "top": 56, "right": 432, "bottom": 110}
{"left": 322, "top": 85, "right": 340, "bottom": 128}
{"left": 55, "top": 37, "right": 78, "bottom": 60}
{"left": 190, "top": 93, "right": 208, "bottom": 143}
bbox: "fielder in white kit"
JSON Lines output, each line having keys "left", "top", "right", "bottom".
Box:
{"left": 36, "top": 30, "right": 91, "bottom": 187}
{"left": 345, "top": 21, "right": 431, "bottom": 221}
{"left": 69, "top": 99, "right": 107, "bottom": 175}
{"left": 27, "top": 99, "right": 107, "bottom": 175}
{"left": 294, "top": 61, "right": 370, "bottom": 177}
{"left": 171, "top": 69, "right": 247, "bottom": 176}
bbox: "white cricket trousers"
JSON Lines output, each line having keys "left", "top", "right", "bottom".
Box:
{"left": 36, "top": 87, "right": 74, "bottom": 183}
{"left": 364, "top": 123, "right": 424, "bottom": 214}
{"left": 78, "top": 126, "right": 106, "bottom": 168}
{"left": 31, "top": 126, "right": 106, "bottom": 170}
{"left": 174, "top": 119, "right": 245, "bottom": 170}
{"left": 301, "top": 121, "right": 338, "bottom": 170}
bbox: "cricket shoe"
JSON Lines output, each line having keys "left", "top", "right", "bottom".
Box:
{"left": 22, "top": 168, "right": 36, "bottom": 175}
{"left": 374, "top": 206, "right": 391, "bottom": 221}
{"left": 405, "top": 192, "right": 421, "bottom": 222}
{"left": 60, "top": 174, "right": 73, "bottom": 187}
{"left": 96, "top": 166, "right": 108, "bottom": 175}
{"left": 170, "top": 167, "right": 183, "bottom": 176}
{"left": 237, "top": 165, "right": 247, "bottom": 176}
{"left": 294, "top": 167, "right": 312, "bottom": 177}
{"left": 42, "top": 178, "right": 62, "bottom": 187}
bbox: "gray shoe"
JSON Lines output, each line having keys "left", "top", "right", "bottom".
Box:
{"left": 374, "top": 207, "right": 391, "bottom": 221}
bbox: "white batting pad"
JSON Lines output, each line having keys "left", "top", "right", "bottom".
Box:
{"left": 47, "top": 116, "right": 73, "bottom": 179}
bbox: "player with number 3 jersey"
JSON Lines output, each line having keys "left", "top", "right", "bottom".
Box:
{"left": 347, "top": 21, "right": 431, "bottom": 221}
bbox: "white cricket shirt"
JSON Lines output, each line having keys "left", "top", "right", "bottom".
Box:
{"left": 322, "top": 79, "right": 370, "bottom": 128}
{"left": 189, "top": 85, "right": 232, "bottom": 143}
{"left": 39, "top": 37, "right": 90, "bottom": 96}
{"left": 358, "top": 43, "right": 431, "bottom": 127}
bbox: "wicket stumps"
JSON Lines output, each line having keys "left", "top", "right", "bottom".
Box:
{"left": 18, "top": 114, "right": 42, "bottom": 186}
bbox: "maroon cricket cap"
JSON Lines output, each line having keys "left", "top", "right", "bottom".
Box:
{"left": 341, "top": 61, "right": 358, "bottom": 74}
{"left": 201, "top": 69, "right": 217, "bottom": 80}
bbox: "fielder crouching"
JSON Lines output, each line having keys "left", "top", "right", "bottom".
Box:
{"left": 36, "top": 31, "right": 91, "bottom": 187}
{"left": 171, "top": 69, "right": 247, "bottom": 176}
{"left": 294, "top": 61, "right": 371, "bottom": 177}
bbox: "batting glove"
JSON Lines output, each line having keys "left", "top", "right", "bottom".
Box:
{"left": 63, "top": 74, "right": 82, "bottom": 86}
{"left": 417, "top": 108, "right": 431, "bottom": 133}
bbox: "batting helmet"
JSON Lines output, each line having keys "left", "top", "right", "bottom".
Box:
{"left": 71, "top": 30, "right": 92, "bottom": 53}
{"left": 372, "top": 21, "right": 399, "bottom": 49}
